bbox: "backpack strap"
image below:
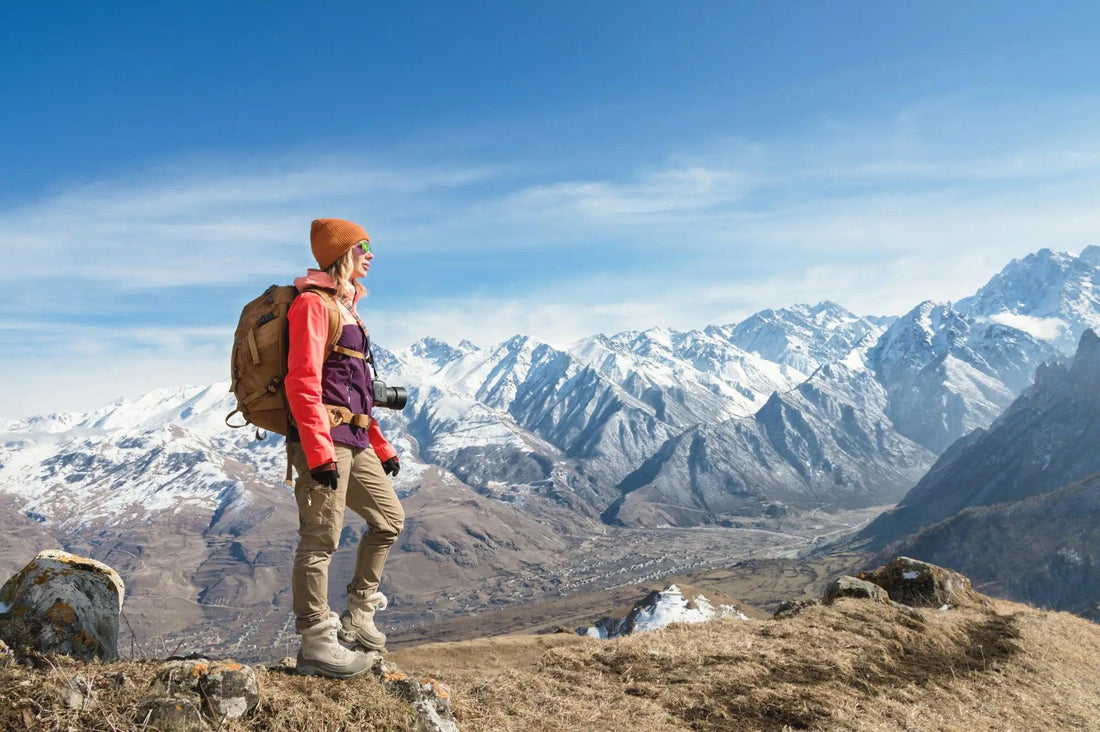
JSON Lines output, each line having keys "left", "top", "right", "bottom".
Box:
{"left": 302, "top": 287, "right": 347, "bottom": 358}
{"left": 303, "top": 286, "right": 371, "bottom": 361}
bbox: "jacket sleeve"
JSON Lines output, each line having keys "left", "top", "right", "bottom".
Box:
{"left": 367, "top": 421, "right": 397, "bottom": 463}
{"left": 286, "top": 292, "right": 335, "bottom": 470}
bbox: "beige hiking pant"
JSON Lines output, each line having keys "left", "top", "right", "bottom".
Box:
{"left": 289, "top": 442, "right": 405, "bottom": 631}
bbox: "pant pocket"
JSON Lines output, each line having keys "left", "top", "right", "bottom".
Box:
{"left": 296, "top": 485, "right": 336, "bottom": 532}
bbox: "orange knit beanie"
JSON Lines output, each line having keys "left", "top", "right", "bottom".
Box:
{"left": 310, "top": 218, "right": 370, "bottom": 270}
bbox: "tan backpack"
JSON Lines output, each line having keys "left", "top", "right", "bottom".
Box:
{"left": 225, "top": 284, "right": 343, "bottom": 438}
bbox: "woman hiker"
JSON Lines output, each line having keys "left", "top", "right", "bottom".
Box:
{"left": 285, "top": 217, "right": 404, "bottom": 678}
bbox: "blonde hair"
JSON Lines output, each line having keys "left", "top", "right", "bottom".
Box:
{"left": 326, "top": 249, "right": 366, "bottom": 301}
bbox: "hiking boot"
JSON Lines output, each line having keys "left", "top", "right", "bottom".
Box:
{"left": 339, "top": 590, "right": 388, "bottom": 651}
{"left": 297, "top": 613, "right": 372, "bottom": 679}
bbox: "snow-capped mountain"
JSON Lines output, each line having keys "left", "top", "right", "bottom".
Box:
{"left": 867, "top": 301, "right": 1057, "bottom": 452}
{"left": 956, "top": 246, "right": 1100, "bottom": 353}
{"left": 3, "top": 246, "right": 1100, "bottom": 625}
{"left": 862, "top": 328, "right": 1100, "bottom": 549}
{"left": 573, "top": 326, "right": 803, "bottom": 422}
{"left": 723, "top": 301, "right": 883, "bottom": 373}
{"left": 6, "top": 246, "right": 1100, "bottom": 537}
{"left": 604, "top": 356, "right": 934, "bottom": 527}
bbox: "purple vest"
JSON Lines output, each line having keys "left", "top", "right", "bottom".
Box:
{"left": 289, "top": 322, "right": 373, "bottom": 449}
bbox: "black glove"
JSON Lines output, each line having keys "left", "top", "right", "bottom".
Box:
{"left": 382, "top": 457, "right": 400, "bottom": 477}
{"left": 310, "top": 464, "right": 339, "bottom": 491}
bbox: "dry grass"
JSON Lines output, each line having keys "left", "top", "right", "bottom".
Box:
{"left": 3, "top": 598, "right": 1099, "bottom": 731}
{"left": 0, "top": 657, "right": 414, "bottom": 731}
{"left": 397, "top": 599, "right": 1100, "bottom": 732}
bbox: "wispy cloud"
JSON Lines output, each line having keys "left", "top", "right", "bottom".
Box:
{"left": 0, "top": 155, "right": 499, "bottom": 286}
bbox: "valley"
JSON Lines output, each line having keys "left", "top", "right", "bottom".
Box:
{"left": 121, "top": 506, "right": 878, "bottom": 663}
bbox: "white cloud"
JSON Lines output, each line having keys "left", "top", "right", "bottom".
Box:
{"left": 985, "top": 312, "right": 1069, "bottom": 341}
{"left": 0, "top": 155, "right": 499, "bottom": 286}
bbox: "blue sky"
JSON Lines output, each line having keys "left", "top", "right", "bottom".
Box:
{"left": 2, "top": 1, "right": 1100, "bottom": 416}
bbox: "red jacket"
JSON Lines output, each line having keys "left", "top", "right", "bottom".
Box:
{"left": 285, "top": 270, "right": 397, "bottom": 470}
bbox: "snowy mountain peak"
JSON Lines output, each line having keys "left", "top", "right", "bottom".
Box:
{"left": 726, "top": 301, "right": 880, "bottom": 373}
{"left": 409, "top": 336, "right": 467, "bottom": 369}
{"left": 955, "top": 247, "right": 1100, "bottom": 353}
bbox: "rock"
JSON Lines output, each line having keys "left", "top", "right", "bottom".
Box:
{"left": 772, "top": 598, "right": 820, "bottom": 619}
{"left": 150, "top": 659, "right": 259, "bottom": 722}
{"left": 0, "top": 639, "right": 12, "bottom": 666}
{"left": 269, "top": 656, "right": 297, "bottom": 672}
{"left": 134, "top": 697, "right": 206, "bottom": 732}
{"left": 0, "top": 550, "right": 124, "bottom": 660}
{"left": 823, "top": 576, "right": 890, "bottom": 605}
{"left": 199, "top": 660, "right": 260, "bottom": 721}
{"left": 859, "top": 557, "right": 989, "bottom": 608}
{"left": 381, "top": 669, "right": 459, "bottom": 732}
{"left": 62, "top": 675, "right": 93, "bottom": 711}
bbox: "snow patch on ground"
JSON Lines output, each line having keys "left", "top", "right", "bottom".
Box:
{"left": 578, "top": 584, "right": 749, "bottom": 639}
{"left": 630, "top": 585, "right": 716, "bottom": 632}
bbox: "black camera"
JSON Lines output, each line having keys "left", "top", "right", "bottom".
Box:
{"left": 372, "top": 379, "right": 408, "bottom": 410}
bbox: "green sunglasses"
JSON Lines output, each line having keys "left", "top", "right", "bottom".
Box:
{"left": 355, "top": 240, "right": 372, "bottom": 255}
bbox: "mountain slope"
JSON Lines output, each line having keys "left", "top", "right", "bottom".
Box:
{"left": 604, "top": 358, "right": 934, "bottom": 527}
{"left": 861, "top": 328, "right": 1100, "bottom": 549}
{"left": 878, "top": 472, "right": 1100, "bottom": 621}
{"left": 866, "top": 301, "right": 1056, "bottom": 452}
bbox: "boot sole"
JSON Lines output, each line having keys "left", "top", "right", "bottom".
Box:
{"left": 337, "top": 626, "right": 386, "bottom": 652}
{"left": 296, "top": 662, "right": 371, "bottom": 679}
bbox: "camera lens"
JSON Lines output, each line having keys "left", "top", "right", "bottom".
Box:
{"left": 372, "top": 380, "right": 409, "bottom": 411}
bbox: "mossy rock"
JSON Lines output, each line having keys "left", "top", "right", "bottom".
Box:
{"left": 0, "top": 550, "right": 124, "bottom": 660}
{"left": 859, "top": 556, "right": 989, "bottom": 609}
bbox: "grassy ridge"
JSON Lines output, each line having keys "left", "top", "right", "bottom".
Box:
{"left": 3, "top": 598, "right": 1099, "bottom": 731}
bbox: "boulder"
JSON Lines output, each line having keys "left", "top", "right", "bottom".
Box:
{"left": 823, "top": 576, "right": 890, "bottom": 605}
{"left": 859, "top": 557, "right": 988, "bottom": 608}
{"left": 150, "top": 658, "right": 259, "bottom": 722}
{"left": 0, "top": 550, "right": 124, "bottom": 660}
{"left": 134, "top": 697, "right": 206, "bottom": 732}
{"left": 381, "top": 668, "right": 459, "bottom": 732}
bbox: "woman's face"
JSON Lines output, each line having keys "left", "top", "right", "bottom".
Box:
{"left": 350, "top": 241, "right": 373, "bottom": 279}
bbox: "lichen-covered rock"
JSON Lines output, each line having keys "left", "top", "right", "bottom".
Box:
{"left": 859, "top": 557, "right": 989, "bottom": 608}
{"left": 0, "top": 639, "right": 12, "bottom": 666}
{"left": 135, "top": 697, "right": 206, "bottom": 731}
{"left": 823, "top": 576, "right": 890, "bottom": 605}
{"left": 382, "top": 669, "right": 459, "bottom": 732}
{"left": 0, "top": 550, "right": 124, "bottom": 660}
{"left": 773, "top": 598, "right": 820, "bottom": 619}
{"left": 151, "top": 658, "right": 259, "bottom": 721}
